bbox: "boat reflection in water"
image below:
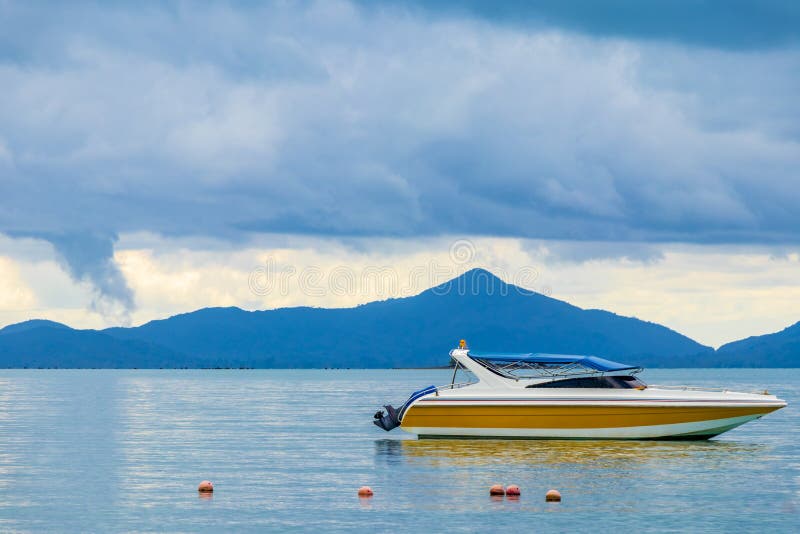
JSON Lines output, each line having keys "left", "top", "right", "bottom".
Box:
{"left": 373, "top": 437, "right": 771, "bottom": 510}
{"left": 375, "top": 438, "right": 765, "bottom": 469}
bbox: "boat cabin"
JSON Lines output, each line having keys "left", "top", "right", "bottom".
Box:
{"left": 449, "top": 348, "right": 646, "bottom": 390}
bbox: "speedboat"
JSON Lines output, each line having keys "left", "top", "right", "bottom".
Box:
{"left": 373, "top": 341, "right": 787, "bottom": 440}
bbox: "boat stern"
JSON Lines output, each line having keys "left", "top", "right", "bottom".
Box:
{"left": 372, "top": 385, "right": 437, "bottom": 432}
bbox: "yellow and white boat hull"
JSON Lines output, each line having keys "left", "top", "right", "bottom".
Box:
{"left": 401, "top": 397, "right": 784, "bottom": 439}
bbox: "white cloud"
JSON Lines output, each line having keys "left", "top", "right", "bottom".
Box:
{"left": 0, "top": 256, "right": 36, "bottom": 311}
{"left": 0, "top": 138, "right": 12, "bottom": 166}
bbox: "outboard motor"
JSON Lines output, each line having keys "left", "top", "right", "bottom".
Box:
{"left": 373, "top": 385, "right": 437, "bottom": 431}
{"left": 373, "top": 404, "right": 401, "bottom": 431}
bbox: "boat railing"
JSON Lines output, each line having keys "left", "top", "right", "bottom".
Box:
{"left": 437, "top": 380, "right": 477, "bottom": 391}
{"left": 649, "top": 384, "right": 771, "bottom": 395}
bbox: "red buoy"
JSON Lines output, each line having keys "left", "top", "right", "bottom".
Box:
{"left": 545, "top": 489, "right": 561, "bottom": 502}
{"left": 506, "top": 484, "right": 521, "bottom": 496}
{"left": 489, "top": 484, "right": 505, "bottom": 496}
{"left": 198, "top": 480, "right": 214, "bottom": 493}
{"left": 358, "top": 486, "right": 374, "bottom": 497}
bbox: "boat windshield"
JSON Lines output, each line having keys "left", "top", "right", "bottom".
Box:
{"left": 526, "top": 375, "right": 647, "bottom": 389}
{"left": 469, "top": 352, "right": 642, "bottom": 380}
{"left": 445, "top": 360, "right": 477, "bottom": 390}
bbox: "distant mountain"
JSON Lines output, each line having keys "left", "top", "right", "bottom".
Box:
{"left": 1, "top": 268, "right": 795, "bottom": 368}
{"left": 0, "top": 268, "right": 720, "bottom": 368}
{"left": 711, "top": 321, "right": 800, "bottom": 367}
{"left": 0, "top": 320, "right": 196, "bottom": 368}
{"left": 100, "top": 269, "right": 710, "bottom": 368}
{"left": 0, "top": 319, "right": 71, "bottom": 335}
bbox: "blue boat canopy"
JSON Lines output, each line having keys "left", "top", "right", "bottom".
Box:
{"left": 468, "top": 352, "right": 639, "bottom": 372}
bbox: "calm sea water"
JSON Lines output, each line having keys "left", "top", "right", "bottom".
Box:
{"left": 0, "top": 368, "right": 797, "bottom": 532}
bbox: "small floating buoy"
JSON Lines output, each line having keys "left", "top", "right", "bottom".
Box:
{"left": 545, "top": 489, "right": 561, "bottom": 502}
{"left": 506, "top": 484, "right": 521, "bottom": 496}
{"left": 198, "top": 480, "right": 214, "bottom": 493}
{"left": 489, "top": 484, "right": 505, "bottom": 496}
{"left": 358, "top": 486, "right": 373, "bottom": 497}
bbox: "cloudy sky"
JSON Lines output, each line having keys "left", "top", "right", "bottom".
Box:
{"left": 1, "top": 0, "right": 798, "bottom": 347}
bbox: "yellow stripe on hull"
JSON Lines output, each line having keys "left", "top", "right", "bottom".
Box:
{"left": 401, "top": 403, "right": 780, "bottom": 430}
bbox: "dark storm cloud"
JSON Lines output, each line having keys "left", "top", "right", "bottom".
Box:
{"left": 365, "top": 0, "right": 800, "bottom": 50}
{"left": 0, "top": 0, "right": 799, "bottom": 312}
{"left": 46, "top": 233, "right": 134, "bottom": 318}
{"left": 8, "top": 230, "right": 134, "bottom": 321}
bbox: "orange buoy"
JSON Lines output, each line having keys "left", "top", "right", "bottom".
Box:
{"left": 506, "top": 484, "right": 521, "bottom": 496}
{"left": 545, "top": 489, "right": 561, "bottom": 502}
{"left": 198, "top": 480, "right": 214, "bottom": 493}
{"left": 358, "top": 486, "right": 374, "bottom": 497}
{"left": 489, "top": 484, "right": 505, "bottom": 496}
